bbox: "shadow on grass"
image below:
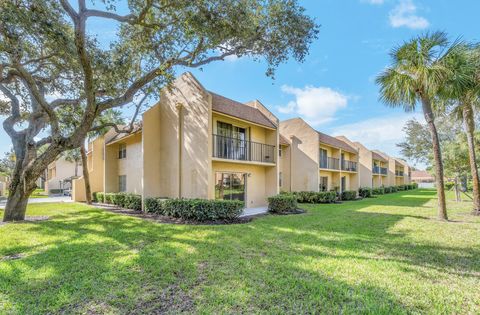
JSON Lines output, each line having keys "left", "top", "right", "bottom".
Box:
{"left": 0, "top": 189, "right": 478, "bottom": 313}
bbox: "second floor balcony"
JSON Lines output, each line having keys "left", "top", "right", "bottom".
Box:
{"left": 319, "top": 157, "right": 340, "bottom": 170}
{"left": 213, "top": 134, "right": 275, "bottom": 164}
{"left": 373, "top": 166, "right": 388, "bottom": 175}
{"left": 341, "top": 160, "right": 357, "bottom": 172}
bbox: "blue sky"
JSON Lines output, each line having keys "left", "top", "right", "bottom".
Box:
{"left": 1, "top": 0, "right": 479, "bottom": 169}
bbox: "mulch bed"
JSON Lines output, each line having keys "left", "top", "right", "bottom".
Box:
{"left": 97, "top": 205, "right": 254, "bottom": 225}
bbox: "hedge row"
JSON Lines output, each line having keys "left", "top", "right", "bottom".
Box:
{"left": 358, "top": 183, "right": 418, "bottom": 198}
{"left": 281, "top": 191, "right": 337, "bottom": 204}
{"left": 341, "top": 190, "right": 357, "bottom": 201}
{"left": 144, "top": 198, "right": 243, "bottom": 221}
{"left": 93, "top": 192, "right": 142, "bottom": 211}
{"left": 267, "top": 194, "right": 298, "bottom": 214}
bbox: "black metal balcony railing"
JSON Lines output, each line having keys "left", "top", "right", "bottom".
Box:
{"left": 319, "top": 157, "right": 340, "bottom": 170}
{"left": 213, "top": 134, "right": 275, "bottom": 163}
{"left": 396, "top": 170, "right": 404, "bottom": 176}
{"left": 341, "top": 160, "right": 357, "bottom": 172}
{"left": 373, "top": 166, "right": 388, "bottom": 175}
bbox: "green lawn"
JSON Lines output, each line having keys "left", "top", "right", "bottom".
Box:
{"left": 1, "top": 189, "right": 479, "bottom": 314}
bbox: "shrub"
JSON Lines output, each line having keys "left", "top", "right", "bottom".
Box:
{"left": 162, "top": 199, "right": 243, "bottom": 221}
{"left": 293, "top": 191, "right": 337, "bottom": 203}
{"left": 92, "top": 192, "right": 99, "bottom": 202}
{"left": 383, "top": 186, "right": 392, "bottom": 194}
{"left": 412, "top": 182, "right": 418, "bottom": 189}
{"left": 112, "top": 192, "right": 127, "bottom": 207}
{"left": 358, "top": 187, "right": 372, "bottom": 198}
{"left": 268, "top": 194, "right": 298, "bottom": 214}
{"left": 104, "top": 193, "right": 115, "bottom": 204}
{"left": 391, "top": 186, "right": 398, "bottom": 193}
{"left": 341, "top": 190, "right": 357, "bottom": 201}
{"left": 124, "top": 194, "right": 142, "bottom": 211}
{"left": 372, "top": 187, "right": 385, "bottom": 195}
{"left": 445, "top": 182, "right": 455, "bottom": 190}
{"left": 95, "top": 192, "right": 105, "bottom": 203}
{"left": 145, "top": 197, "right": 163, "bottom": 213}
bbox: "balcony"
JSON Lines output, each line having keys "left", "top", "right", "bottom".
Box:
{"left": 319, "top": 157, "right": 340, "bottom": 170}
{"left": 396, "top": 170, "right": 404, "bottom": 176}
{"left": 341, "top": 160, "right": 357, "bottom": 172}
{"left": 373, "top": 166, "right": 388, "bottom": 175}
{"left": 213, "top": 134, "right": 275, "bottom": 164}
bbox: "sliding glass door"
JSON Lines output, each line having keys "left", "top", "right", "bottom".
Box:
{"left": 215, "top": 172, "right": 246, "bottom": 203}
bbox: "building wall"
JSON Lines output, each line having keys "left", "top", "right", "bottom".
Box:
{"left": 72, "top": 136, "right": 105, "bottom": 202}
{"left": 280, "top": 119, "right": 319, "bottom": 192}
{"left": 278, "top": 145, "right": 291, "bottom": 192}
{"left": 45, "top": 157, "right": 82, "bottom": 193}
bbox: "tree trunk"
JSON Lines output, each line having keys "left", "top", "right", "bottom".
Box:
{"left": 80, "top": 145, "right": 92, "bottom": 204}
{"left": 462, "top": 103, "right": 480, "bottom": 215}
{"left": 2, "top": 177, "right": 35, "bottom": 221}
{"left": 421, "top": 97, "right": 448, "bottom": 220}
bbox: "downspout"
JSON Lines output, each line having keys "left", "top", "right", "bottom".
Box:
{"left": 176, "top": 103, "right": 183, "bottom": 198}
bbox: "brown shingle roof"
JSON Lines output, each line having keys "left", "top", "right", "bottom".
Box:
{"left": 105, "top": 123, "right": 142, "bottom": 145}
{"left": 372, "top": 151, "right": 388, "bottom": 163}
{"left": 279, "top": 134, "right": 290, "bottom": 146}
{"left": 209, "top": 92, "right": 276, "bottom": 129}
{"left": 372, "top": 150, "right": 390, "bottom": 161}
{"left": 318, "top": 131, "right": 357, "bottom": 153}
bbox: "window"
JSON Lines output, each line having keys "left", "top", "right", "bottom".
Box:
{"left": 118, "top": 143, "right": 126, "bottom": 159}
{"left": 319, "top": 176, "right": 328, "bottom": 192}
{"left": 118, "top": 175, "right": 127, "bottom": 192}
{"left": 279, "top": 172, "right": 283, "bottom": 187}
{"left": 279, "top": 148, "right": 282, "bottom": 157}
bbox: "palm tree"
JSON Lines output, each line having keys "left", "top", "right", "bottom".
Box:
{"left": 376, "top": 32, "right": 459, "bottom": 220}
{"left": 441, "top": 44, "right": 480, "bottom": 215}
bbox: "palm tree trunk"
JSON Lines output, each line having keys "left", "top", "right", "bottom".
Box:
{"left": 462, "top": 103, "right": 480, "bottom": 215}
{"left": 421, "top": 97, "right": 447, "bottom": 220}
{"left": 80, "top": 145, "right": 92, "bottom": 204}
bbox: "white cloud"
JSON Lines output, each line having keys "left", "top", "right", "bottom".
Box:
{"left": 277, "top": 85, "right": 349, "bottom": 126}
{"left": 389, "top": 0, "right": 429, "bottom": 29}
{"left": 332, "top": 112, "right": 424, "bottom": 158}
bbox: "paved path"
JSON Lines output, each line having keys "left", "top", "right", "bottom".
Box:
{"left": 0, "top": 196, "right": 73, "bottom": 208}
{"left": 240, "top": 206, "right": 268, "bottom": 217}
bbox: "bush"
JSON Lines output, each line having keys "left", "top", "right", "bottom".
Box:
{"left": 268, "top": 194, "right": 298, "bottom": 214}
{"left": 124, "top": 194, "right": 142, "bottom": 211}
{"left": 372, "top": 187, "right": 385, "bottom": 195}
{"left": 161, "top": 198, "right": 244, "bottom": 221}
{"left": 397, "top": 185, "right": 406, "bottom": 191}
{"left": 341, "top": 190, "right": 357, "bottom": 201}
{"left": 358, "top": 187, "right": 372, "bottom": 198}
{"left": 383, "top": 186, "right": 392, "bottom": 194}
{"left": 112, "top": 192, "right": 127, "bottom": 207}
{"left": 92, "top": 192, "right": 99, "bottom": 202}
{"left": 412, "top": 182, "right": 418, "bottom": 189}
{"left": 95, "top": 192, "right": 105, "bottom": 203}
{"left": 391, "top": 186, "right": 398, "bottom": 193}
{"left": 293, "top": 191, "right": 337, "bottom": 204}
{"left": 104, "top": 193, "right": 115, "bottom": 204}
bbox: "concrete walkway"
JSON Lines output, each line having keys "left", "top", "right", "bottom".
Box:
{"left": 0, "top": 196, "right": 73, "bottom": 209}
{"left": 240, "top": 206, "right": 268, "bottom": 217}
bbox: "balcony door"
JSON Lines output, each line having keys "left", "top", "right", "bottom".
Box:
{"left": 215, "top": 172, "right": 246, "bottom": 203}
{"left": 319, "top": 148, "right": 328, "bottom": 168}
{"left": 217, "top": 122, "right": 247, "bottom": 160}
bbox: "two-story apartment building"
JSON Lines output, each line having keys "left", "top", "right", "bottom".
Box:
{"left": 73, "top": 72, "right": 414, "bottom": 207}
{"left": 74, "top": 72, "right": 279, "bottom": 209}
{"left": 45, "top": 156, "right": 82, "bottom": 195}
{"left": 142, "top": 72, "right": 278, "bottom": 208}
{"left": 279, "top": 118, "right": 359, "bottom": 194}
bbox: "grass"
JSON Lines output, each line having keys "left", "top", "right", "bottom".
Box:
{"left": 0, "top": 189, "right": 479, "bottom": 314}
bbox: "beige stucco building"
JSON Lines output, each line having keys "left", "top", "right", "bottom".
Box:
{"left": 279, "top": 118, "right": 359, "bottom": 194}
{"left": 73, "top": 72, "right": 414, "bottom": 207}
{"left": 74, "top": 72, "right": 279, "bottom": 208}
{"left": 45, "top": 156, "right": 82, "bottom": 194}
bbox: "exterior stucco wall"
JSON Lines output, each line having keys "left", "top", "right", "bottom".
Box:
{"left": 72, "top": 136, "right": 105, "bottom": 201}
{"left": 145, "top": 72, "right": 211, "bottom": 199}
{"left": 278, "top": 145, "right": 291, "bottom": 192}
{"left": 45, "top": 157, "right": 82, "bottom": 193}
{"left": 117, "top": 133, "right": 143, "bottom": 194}
{"left": 280, "top": 119, "right": 319, "bottom": 192}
